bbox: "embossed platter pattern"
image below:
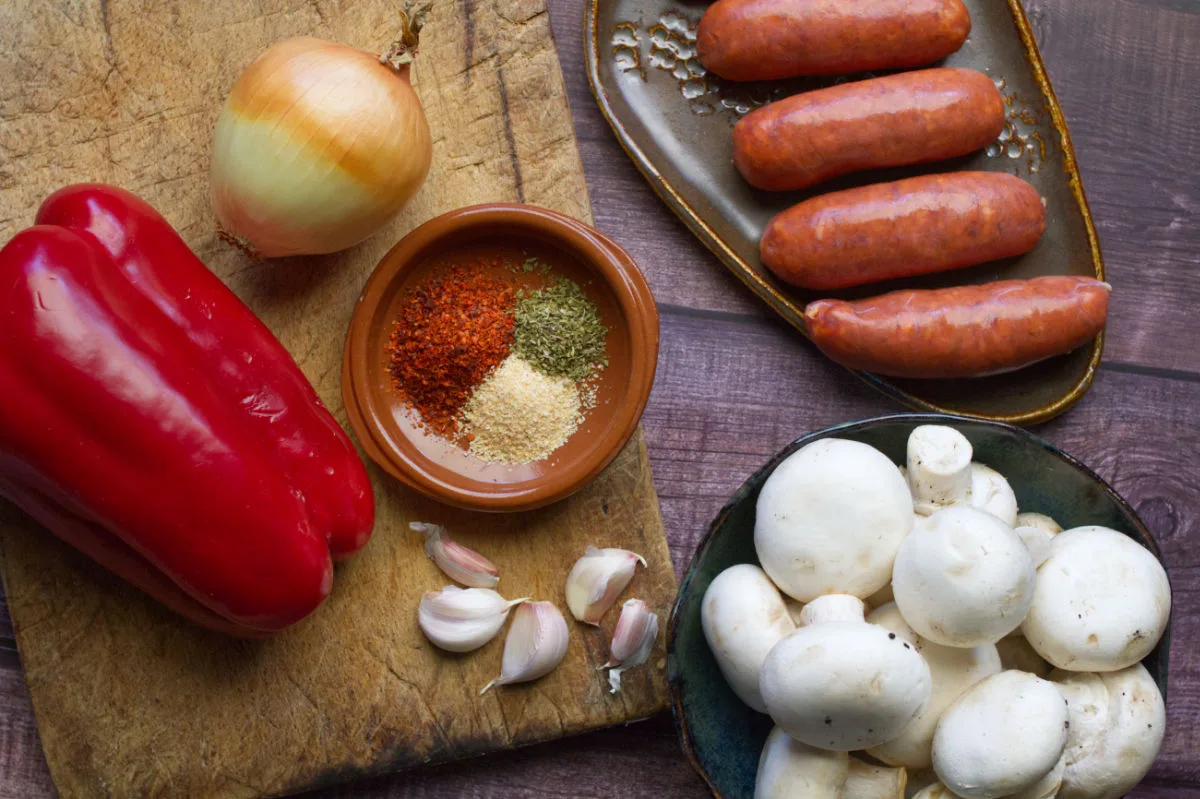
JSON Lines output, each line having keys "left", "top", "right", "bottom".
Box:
{"left": 586, "top": 0, "right": 1105, "bottom": 424}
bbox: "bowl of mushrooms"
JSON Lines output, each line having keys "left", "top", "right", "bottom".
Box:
{"left": 668, "top": 414, "right": 1171, "bottom": 799}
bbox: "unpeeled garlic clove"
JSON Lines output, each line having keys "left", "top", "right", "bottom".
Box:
{"left": 418, "top": 586, "right": 527, "bottom": 653}
{"left": 480, "top": 601, "right": 569, "bottom": 695}
{"left": 565, "top": 546, "right": 647, "bottom": 625}
{"left": 602, "top": 598, "right": 659, "bottom": 694}
{"left": 412, "top": 522, "right": 500, "bottom": 589}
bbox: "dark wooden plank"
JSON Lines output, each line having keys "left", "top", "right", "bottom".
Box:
{"left": 553, "top": 0, "right": 1200, "bottom": 377}
{"left": 1023, "top": 0, "right": 1200, "bottom": 375}
{"left": 0, "top": 657, "right": 55, "bottom": 798}
{"left": 549, "top": 0, "right": 769, "bottom": 320}
{"left": 4, "top": 308, "right": 1200, "bottom": 796}
{"left": 1, "top": 0, "right": 1198, "bottom": 795}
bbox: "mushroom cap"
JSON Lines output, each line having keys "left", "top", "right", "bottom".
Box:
{"left": 1016, "top": 512, "right": 1063, "bottom": 535}
{"left": 867, "top": 603, "right": 1001, "bottom": 769}
{"left": 892, "top": 507, "right": 1036, "bottom": 647}
{"left": 1007, "top": 752, "right": 1066, "bottom": 799}
{"left": 968, "top": 463, "right": 1019, "bottom": 527}
{"left": 932, "top": 671, "right": 1069, "bottom": 799}
{"left": 1051, "top": 663, "right": 1166, "bottom": 799}
{"left": 754, "top": 438, "right": 913, "bottom": 602}
{"left": 701, "top": 564, "right": 796, "bottom": 712}
{"left": 1023, "top": 526, "right": 1171, "bottom": 672}
{"left": 755, "top": 726, "right": 848, "bottom": 799}
{"left": 911, "top": 773, "right": 1063, "bottom": 799}
{"left": 760, "top": 620, "right": 932, "bottom": 751}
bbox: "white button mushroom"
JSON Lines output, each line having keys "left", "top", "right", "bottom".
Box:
{"left": 1051, "top": 663, "right": 1166, "bottom": 799}
{"left": 912, "top": 763, "right": 1064, "bottom": 799}
{"left": 759, "top": 594, "right": 932, "bottom": 751}
{"left": 995, "top": 635, "right": 1053, "bottom": 678}
{"left": 755, "top": 726, "right": 848, "bottom": 799}
{"left": 755, "top": 438, "right": 914, "bottom": 602}
{"left": 1022, "top": 526, "right": 1171, "bottom": 672}
{"left": 967, "top": 464, "right": 1019, "bottom": 527}
{"left": 892, "top": 507, "right": 1036, "bottom": 647}
{"left": 754, "top": 726, "right": 908, "bottom": 799}
{"left": 866, "top": 603, "right": 1001, "bottom": 769}
{"left": 932, "top": 671, "right": 1069, "bottom": 799}
{"left": 1010, "top": 753, "right": 1066, "bottom": 799}
{"left": 798, "top": 593, "right": 867, "bottom": 626}
{"left": 1015, "top": 512, "right": 1062, "bottom": 535}
{"left": 701, "top": 564, "right": 797, "bottom": 712}
{"left": 908, "top": 425, "right": 973, "bottom": 515}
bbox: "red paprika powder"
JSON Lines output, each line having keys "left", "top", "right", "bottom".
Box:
{"left": 387, "top": 266, "right": 515, "bottom": 437}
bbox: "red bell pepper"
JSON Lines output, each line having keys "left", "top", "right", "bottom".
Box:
{"left": 0, "top": 185, "right": 375, "bottom": 635}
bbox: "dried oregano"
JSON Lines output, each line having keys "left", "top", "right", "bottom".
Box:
{"left": 512, "top": 278, "right": 608, "bottom": 381}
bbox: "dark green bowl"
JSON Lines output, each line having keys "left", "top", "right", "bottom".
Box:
{"left": 667, "top": 413, "right": 1171, "bottom": 799}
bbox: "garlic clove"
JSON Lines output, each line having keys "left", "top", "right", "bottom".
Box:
{"left": 417, "top": 586, "right": 527, "bottom": 653}
{"left": 602, "top": 598, "right": 659, "bottom": 694}
{"left": 564, "top": 545, "right": 647, "bottom": 625}
{"left": 480, "top": 601, "right": 569, "bottom": 695}
{"left": 412, "top": 522, "right": 500, "bottom": 589}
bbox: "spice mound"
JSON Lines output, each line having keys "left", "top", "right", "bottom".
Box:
{"left": 513, "top": 280, "right": 609, "bottom": 380}
{"left": 386, "top": 258, "right": 608, "bottom": 465}
{"left": 464, "top": 356, "right": 581, "bottom": 463}
{"left": 387, "top": 267, "right": 515, "bottom": 438}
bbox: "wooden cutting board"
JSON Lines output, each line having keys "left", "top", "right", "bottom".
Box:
{"left": 0, "top": 2, "right": 675, "bottom": 797}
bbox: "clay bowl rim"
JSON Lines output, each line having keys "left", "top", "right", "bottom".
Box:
{"left": 666, "top": 412, "right": 1171, "bottom": 799}
{"left": 341, "top": 202, "right": 660, "bottom": 513}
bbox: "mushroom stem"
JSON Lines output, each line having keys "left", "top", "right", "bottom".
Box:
{"left": 800, "top": 594, "right": 866, "bottom": 625}
{"left": 846, "top": 757, "right": 908, "bottom": 799}
{"left": 907, "top": 425, "right": 973, "bottom": 514}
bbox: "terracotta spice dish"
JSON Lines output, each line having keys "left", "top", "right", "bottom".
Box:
{"left": 342, "top": 203, "right": 659, "bottom": 512}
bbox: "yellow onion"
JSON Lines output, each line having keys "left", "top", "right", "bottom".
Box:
{"left": 210, "top": 9, "right": 432, "bottom": 258}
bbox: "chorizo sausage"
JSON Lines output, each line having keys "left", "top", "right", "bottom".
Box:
{"left": 804, "top": 277, "right": 1111, "bottom": 378}
{"left": 697, "top": 0, "right": 971, "bottom": 82}
{"left": 733, "top": 68, "right": 1005, "bottom": 191}
{"left": 761, "top": 172, "right": 1046, "bottom": 290}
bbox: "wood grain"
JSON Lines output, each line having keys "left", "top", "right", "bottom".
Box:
{"left": 554, "top": 0, "right": 1200, "bottom": 378}
{"left": 1, "top": 0, "right": 1199, "bottom": 797}
{"left": 0, "top": 1, "right": 674, "bottom": 797}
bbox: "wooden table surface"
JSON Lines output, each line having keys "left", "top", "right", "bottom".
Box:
{"left": 1, "top": 0, "right": 1196, "bottom": 796}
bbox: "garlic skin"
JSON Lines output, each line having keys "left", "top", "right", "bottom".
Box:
{"left": 417, "top": 587, "right": 526, "bottom": 653}
{"left": 565, "top": 546, "right": 647, "bottom": 625}
{"left": 603, "top": 599, "right": 659, "bottom": 693}
{"left": 413, "top": 522, "right": 500, "bottom": 589}
{"left": 481, "top": 601, "right": 570, "bottom": 694}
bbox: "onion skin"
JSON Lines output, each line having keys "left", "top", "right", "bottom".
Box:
{"left": 211, "top": 36, "right": 432, "bottom": 258}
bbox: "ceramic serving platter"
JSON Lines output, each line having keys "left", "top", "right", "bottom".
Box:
{"left": 585, "top": 0, "right": 1106, "bottom": 424}
{"left": 667, "top": 415, "right": 1170, "bottom": 798}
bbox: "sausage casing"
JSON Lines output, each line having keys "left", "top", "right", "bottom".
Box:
{"left": 697, "top": 0, "right": 971, "bottom": 82}
{"left": 733, "top": 68, "right": 1006, "bottom": 192}
{"left": 761, "top": 172, "right": 1046, "bottom": 290}
{"left": 804, "top": 277, "right": 1111, "bottom": 378}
